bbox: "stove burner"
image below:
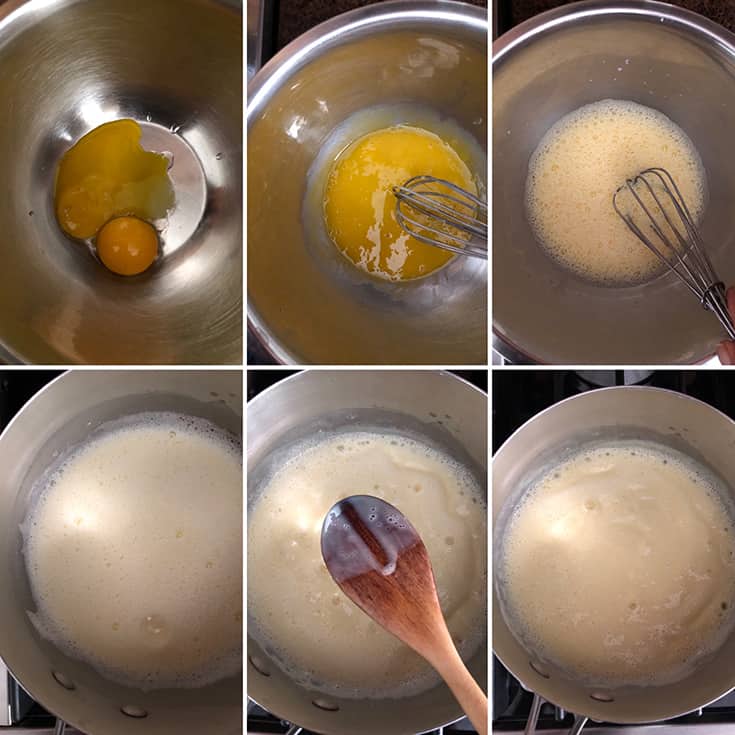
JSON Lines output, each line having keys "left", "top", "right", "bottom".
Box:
{"left": 574, "top": 370, "right": 654, "bottom": 388}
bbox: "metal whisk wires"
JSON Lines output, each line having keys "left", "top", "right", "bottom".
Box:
{"left": 613, "top": 167, "right": 735, "bottom": 341}
{"left": 393, "top": 175, "right": 488, "bottom": 260}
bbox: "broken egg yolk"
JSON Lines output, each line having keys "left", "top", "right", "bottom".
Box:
{"left": 323, "top": 125, "right": 476, "bottom": 281}
{"left": 54, "top": 119, "right": 174, "bottom": 241}
{"left": 97, "top": 217, "right": 158, "bottom": 276}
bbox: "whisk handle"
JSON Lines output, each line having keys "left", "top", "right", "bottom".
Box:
{"left": 717, "top": 314, "right": 735, "bottom": 342}
{"left": 702, "top": 284, "right": 735, "bottom": 341}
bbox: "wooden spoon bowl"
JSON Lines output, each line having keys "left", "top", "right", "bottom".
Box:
{"left": 321, "top": 494, "right": 487, "bottom": 735}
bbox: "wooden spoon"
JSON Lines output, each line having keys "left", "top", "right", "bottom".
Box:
{"left": 321, "top": 495, "right": 487, "bottom": 735}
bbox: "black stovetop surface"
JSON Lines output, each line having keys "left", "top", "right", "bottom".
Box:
{"left": 493, "top": 370, "right": 735, "bottom": 452}
{"left": 493, "top": 654, "right": 735, "bottom": 731}
{"left": 492, "top": 369, "right": 735, "bottom": 730}
{"left": 0, "top": 371, "right": 62, "bottom": 432}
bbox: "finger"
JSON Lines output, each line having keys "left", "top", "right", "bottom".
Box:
{"left": 727, "top": 287, "right": 735, "bottom": 320}
{"left": 717, "top": 341, "right": 735, "bottom": 365}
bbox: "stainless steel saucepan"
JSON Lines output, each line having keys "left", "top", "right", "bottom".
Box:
{"left": 247, "top": 370, "right": 487, "bottom": 735}
{"left": 0, "top": 370, "right": 242, "bottom": 735}
{"left": 493, "top": 386, "right": 735, "bottom": 732}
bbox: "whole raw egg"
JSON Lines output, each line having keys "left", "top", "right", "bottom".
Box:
{"left": 54, "top": 119, "right": 174, "bottom": 275}
{"left": 323, "top": 125, "right": 476, "bottom": 281}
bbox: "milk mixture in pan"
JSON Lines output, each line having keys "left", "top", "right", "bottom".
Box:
{"left": 23, "top": 413, "right": 242, "bottom": 690}
{"left": 526, "top": 99, "right": 706, "bottom": 284}
{"left": 498, "top": 442, "right": 735, "bottom": 686}
{"left": 248, "top": 431, "right": 486, "bottom": 699}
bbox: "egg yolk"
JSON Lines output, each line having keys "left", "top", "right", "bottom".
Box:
{"left": 323, "top": 125, "right": 477, "bottom": 281}
{"left": 55, "top": 119, "right": 174, "bottom": 240}
{"left": 96, "top": 217, "right": 158, "bottom": 276}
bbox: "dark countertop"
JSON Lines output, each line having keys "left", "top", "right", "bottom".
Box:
{"left": 501, "top": 0, "right": 735, "bottom": 34}
{"left": 278, "top": 0, "right": 488, "bottom": 50}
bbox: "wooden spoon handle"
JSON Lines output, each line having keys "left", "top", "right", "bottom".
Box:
{"left": 429, "top": 636, "right": 488, "bottom": 735}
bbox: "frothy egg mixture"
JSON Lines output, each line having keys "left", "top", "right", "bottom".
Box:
{"left": 324, "top": 125, "right": 478, "bottom": 281}
{"left": 498, "top": 442, "right": 735, "bottom": 687}
{"left": 248, "top": 431, "right": 486, "bottom": 699}
{"left": 526, "top": 99, "right": 706, "bottom": 285}
{"left": 22, "top": 413, "right": 242, "bottom": 691}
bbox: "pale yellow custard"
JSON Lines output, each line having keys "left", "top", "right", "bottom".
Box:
{"left": 499, "top": 443, "right": 735, "bottom": 686}
{"left": 23, "top": 414, "right": 242, "bottom": 690}
{"left": 248, "top": 431, "right": 486, "bottom": 699}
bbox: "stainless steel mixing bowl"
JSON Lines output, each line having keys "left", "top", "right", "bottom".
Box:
{"left": 0, "top": 0, "right": 242, "bottom": 365}
{"left": 248, "top": 1, "right": 487, "bottom": 365}
{"left": 493, "top": 0, "right": 735, "bottom": 365}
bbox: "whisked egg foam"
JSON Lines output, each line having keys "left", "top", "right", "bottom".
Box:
{"left": 248, "top": 431, "right": 486, "bottom": 699}
{"left": 22, "top": 412, "right": 242, "bottom": 691}
{"left": 525, "top": 99, "right": 706, "bottom": 285}
{"left": 498, "top": 442, "right": 735, "bottom": 687}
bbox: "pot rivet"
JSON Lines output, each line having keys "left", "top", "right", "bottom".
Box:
{"left": 312, "top": 698, "right": 339, "bottom": 712}
{"left": 590, "top": 692, "right": 614, "bottom": 703}
{"left": 529, "top": 660, "right": 550, "bottom": 679}
{"left": 121, "top": 705, "right": 148, "bottom": 718}
{"left": 248, "top": 654, "right": 271, "bottom": 677}
{"left": 51, "top": 671, "right": 75, "bottom": 690}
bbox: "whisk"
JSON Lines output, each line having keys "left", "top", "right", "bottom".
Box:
{"left": 613, "top": 167, "right": 735, "bottom": 341}
{"left": 392, "top": 175, "right": 488, "bottom": 259}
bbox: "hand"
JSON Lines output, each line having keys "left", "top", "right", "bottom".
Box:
{"left": 717, "top": 287, "right": 735, "bottom": 365}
